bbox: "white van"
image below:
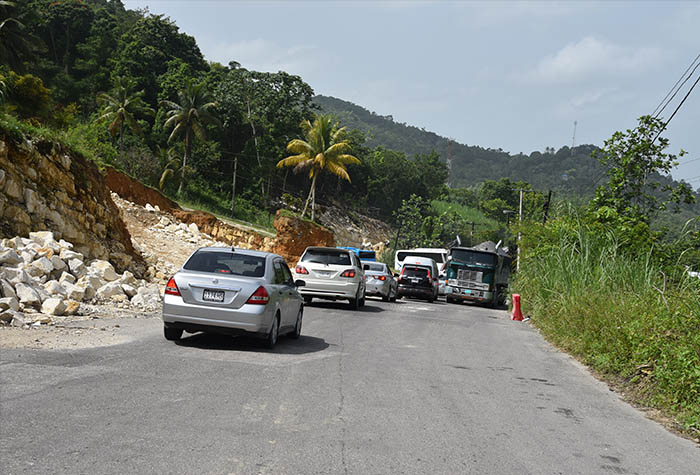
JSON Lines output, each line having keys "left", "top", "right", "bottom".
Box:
{"left": 399, "top": 256, "right": 440, "bottom": 299}
{"left": 394, "top": 248, "right": 448, "bottom": 275}
{"left": 394, "top": 248, "right": 448, "bottom": 295}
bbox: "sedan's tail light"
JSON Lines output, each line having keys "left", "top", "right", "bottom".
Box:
{"left": 165, "top": 277, "right": 181, "bottom": 296}
{"left": 246, "top": 286, "right": 270, "bottom": 305}
{"left": 378, "top": 275, "right": 387, "bottom": 281}
{"left": 340, "top": 269, "right": 356, "bottom": 278}
{"left": 295, "top": 265, "right": 309, "bottom": 275}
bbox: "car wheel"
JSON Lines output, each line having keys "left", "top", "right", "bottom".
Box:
{"left": 265, "top": 314, "right": 280, "bottom": 349}
{"left": 359, "top": 291, "right": 366, "bottom": 307}
{"left": 164, "top": 326, "right": 182, "bottom": 341}
{"left": 382, "top": 292, "right": 390, "bottom": 302}
{"left": 290, "top": 309, "right": 303, "bottom": 340}
{"left": 349, "top": 288, "right": 360, "bottom": 310}
{"left": 304, "top": 296, "right": 313, "bottom": 304}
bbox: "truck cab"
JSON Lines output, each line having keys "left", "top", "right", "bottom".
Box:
{"left": 445, "top": 242, "right": 511, "bottom": 307}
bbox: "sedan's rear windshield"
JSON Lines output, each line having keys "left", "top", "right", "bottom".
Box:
{"left": 403, "top": 267, "right": 428, "bottom": 278}
{"left": 184, "top": 251, "right": 266, "bottom": 277}
{"left": 364, "top": 263, "right": 385, "bottom": 272}
{"left": 302, "top": 249, "right": 351, "bottom": 266}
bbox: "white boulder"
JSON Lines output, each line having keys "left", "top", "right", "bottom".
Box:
{"left": 41, "top": 298, "right": 66, "bottom": 316}
{"left": 119, "top": 271, "right": 137, "bottom": 286}
{"left": 121, "top": 284, "right": 137, "bottom": 298}
{"left": 145, "top": 203, "right": 155, "bottom": 212}
{"left": 29, "top": 231, "right": 55, "bottom": 246}
{"left": 60, "top": 249, "right": 83, "bottom": 261}
{"left": 96, "top": 282, "right": 125, "bottom": 299}
{"left": 30, "top": 257, "right": 54, "bottom": 276}
{"left": 50, "top": 255, "right": 67, "bottom": 272}
{"left": 0, "top": 249, "right": 22, "bottom": 266}
{"left": 15, "top": 282, "right": 41, "bottom": 307}
{"left": 68, "top": 258, "right": 87, "bottom": 277}
{"left": 58, "top": 272, "right": 76, "bottom": 285}
{"left": 89, "top": 260, "right": 118, "bottom": 282}
{"left": 64, "top": 283, "right": 85, "bottom": 301}
{"left": 0, "top": 297, "right": 20, "bottom": 312}
{"left": 2, "top": 267, "right": 32, "bottom": 285}
{"left": 43, "top": 280, "right": 67, "bottom": 297}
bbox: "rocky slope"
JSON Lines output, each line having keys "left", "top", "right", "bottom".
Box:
{"left": 0, "top": 133, "right": 140, "bottom": 273}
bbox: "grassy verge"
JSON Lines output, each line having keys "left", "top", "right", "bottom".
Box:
{"left": 513, "top": 223, "right": 700, "bottom": 436}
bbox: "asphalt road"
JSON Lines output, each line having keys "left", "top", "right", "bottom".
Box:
{"left": 1, "top": 298, "right": 698, "bottom": 474}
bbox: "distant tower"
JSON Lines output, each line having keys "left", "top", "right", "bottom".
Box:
{"left": 571, "top": 120, "right": 577, "bottom": 155}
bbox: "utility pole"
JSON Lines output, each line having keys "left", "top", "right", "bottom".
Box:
{"left": 517, "top": 188, "right": 523, "bottom": 272}
{"left": 542, "top": 190, "right": 553, "bottom": 224}
{"left": 231, "top": 156, "right": 238, "bottom": 218}
{"left": 446, "top": 139, "right": 453, "bottom": 188}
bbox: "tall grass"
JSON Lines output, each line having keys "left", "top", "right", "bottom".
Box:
{"left": 514, "top": 221, "right": 700, "bottom": 433}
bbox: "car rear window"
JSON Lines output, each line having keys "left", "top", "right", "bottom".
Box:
{"left": 302, "top": 249, "right": 351, "bottom": 266}
{"left": 364, "top": 263, "right": 385, "bottom": 272}
{"left": 403, "top": 267, "right": 428, "bottom": 278}
{"left": 183, "top": 251, "right": 266, "bottom": 277}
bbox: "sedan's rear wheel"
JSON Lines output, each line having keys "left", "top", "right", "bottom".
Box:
{"left": 290, "top": 309, "right": 303, "bottom": 340}
{"left": 304, "top": 296, "right": 313, "bottom": 304}
{"left": 349, "top": 288, "right": 360, "bottom": 310}
{"left": 265, "top": 315, "right": 279, "bottom": 349}
{"left": 164, "top": 326, "right": 182, "bottom": 341}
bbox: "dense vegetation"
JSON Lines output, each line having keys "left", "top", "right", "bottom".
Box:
{"left": 514, "top": 117, "right": 700, "bottom": 434}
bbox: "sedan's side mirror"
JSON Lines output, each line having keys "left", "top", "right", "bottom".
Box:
{"left": 393, "top": 273, "right": 399, "bottom": 278}
{"left": 295, "top": 279, "right": 306, "bottom": 287}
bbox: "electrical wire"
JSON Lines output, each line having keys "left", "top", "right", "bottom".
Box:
{"left": 652, "top": 70, "right": 700, "bottom": 144}
{"left": 651, "top": 53, "right": 700, "bottom": 118}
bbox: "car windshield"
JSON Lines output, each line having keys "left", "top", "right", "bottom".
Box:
{"left": 302, "top": 249, "right": 351, "bottom": 266}
{"left": 403, "top": 267, "right": 428, "bottom": 278}
{"left": 450, "top": 250, "right": 496, "bottom": 266}
{"left": 183, "top": 251, "right": 266, "bottom": 277}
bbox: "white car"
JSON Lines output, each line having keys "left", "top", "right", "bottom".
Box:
{"left": 292, "top": 247, "right": 366, "bottom": 309}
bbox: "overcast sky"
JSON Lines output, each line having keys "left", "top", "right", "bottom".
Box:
{"left": 123, "top": 0, "right": 700, "bottom": 185}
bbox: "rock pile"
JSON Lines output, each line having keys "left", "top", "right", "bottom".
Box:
{"left": 0, "top": 231, "right": 160, "bottom": 327}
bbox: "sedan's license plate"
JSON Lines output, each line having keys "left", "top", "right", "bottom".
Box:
{"left": 202, "top": 289, "right": 225, "bottom": 302}
{"left": 316, "top": 271, "right": 333, "bottom": 277}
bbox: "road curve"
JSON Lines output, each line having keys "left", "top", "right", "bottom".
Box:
{"left": 1, "top": 298, "right": 698, "bottom": 474}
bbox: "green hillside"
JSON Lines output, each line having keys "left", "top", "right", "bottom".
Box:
{"left": 314, "top": 95, "right": 604, "bottom": 195}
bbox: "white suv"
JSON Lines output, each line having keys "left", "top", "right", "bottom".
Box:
{"left": 292, "top": 247, "right": 366, "bottom": 309}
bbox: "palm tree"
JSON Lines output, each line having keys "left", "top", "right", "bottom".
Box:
{"left": 156, "top": 146, "right": 181, "bottom": 191}
{"left": 0, "top": 1, "right": 35, "bottom": 71}
{"left": 277, "top": 114, "right": 360, "bottom": 221}
{"left": 161, "top": 80, "right": 220, "bottom": 196}
{"left": 96, "top": 77, "right": 154, "bottom": 151}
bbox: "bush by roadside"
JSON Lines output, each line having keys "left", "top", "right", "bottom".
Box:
{"left": 513, "top": 216, "right": 700, "bottom": 437}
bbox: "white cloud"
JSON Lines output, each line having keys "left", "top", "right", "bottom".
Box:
{"left": 204, "top": 38, "right": 321, "bottom": 76}
{"left": 525, "top": 36, "right": 663, "bottom": 84}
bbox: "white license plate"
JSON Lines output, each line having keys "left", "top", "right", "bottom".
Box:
{"left": 316, "top": 271, "right": 333, "bottom": 277}
{"left": 202, "top": 289, "right": 225, "bottom": 302}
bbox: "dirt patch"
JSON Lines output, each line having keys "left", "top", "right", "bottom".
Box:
{"left": 0, "top": 305, "right": 160, "bottom": 350}
{"left": 104, "top": 167, "right": 180, "bottom": 212}
{"left": 272, "top": 210, "right": 335, "bottom": 264}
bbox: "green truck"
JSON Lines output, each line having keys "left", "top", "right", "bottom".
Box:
{"left": 444, "top": 241, "right": 511, "bottom": 307}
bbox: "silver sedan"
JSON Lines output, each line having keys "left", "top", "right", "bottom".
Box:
{"left": 362, "top": 261, "right": 397, "bottom": 302}
{"left": 162, "top": 247, "right": 305, "bottom": 348}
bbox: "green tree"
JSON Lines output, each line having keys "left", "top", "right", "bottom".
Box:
{"left": 592, "top": 115, "right": 695, "bottom": 222}
{"left": 161, "top": 80, "right": 220, "bottom": 195}
{"left": 277, "top": 114, "right": 360, "bottom": 220}
{"left": 0, "top": 0, "right": 36, "bottom": 70}
{"left": 96, "top": 76, "right": 154, "bottom": 151}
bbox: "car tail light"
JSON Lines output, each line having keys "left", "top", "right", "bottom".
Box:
{"left": 340, "top": 269, "right": 356, "bottom": 278}
{"left": 427, "top": 270, "right": 432, "bottom": 280}
{"left": 246, "top": 286, "right": 270, "bottom": 305}
{"left": 378, "top": 275, "right": 386, "bottom": 281}
{"left": 295, "top": 265, "right": 309, "bottom": 275}
{"left": 165, "top": 277, "right": 181, "bottom": 296}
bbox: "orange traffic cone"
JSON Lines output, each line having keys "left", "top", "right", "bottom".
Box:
{"left": 511, "top": 294, "right": 524, "bottom": 321}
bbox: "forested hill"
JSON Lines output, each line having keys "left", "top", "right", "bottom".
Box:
{"left": 314, "top": 95, "right": 604, "bottom": 195}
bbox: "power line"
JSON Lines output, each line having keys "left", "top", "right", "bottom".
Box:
{"left": 674, "top": 157, "right": 700, "bottom": 168}
{"left": 651, "top": 52, "right": 700, "bottom": 118}
{"left": 652, "top": 69, "right": 700, "bottom": 144}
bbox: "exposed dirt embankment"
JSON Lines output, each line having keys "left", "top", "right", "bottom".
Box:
{"left": 104, "top": 167, "right": 180, "bottom": 212}
{"left": 0, "top": 133, "right": 141, "bottom": 273}
{"left": 271, "top": 211, "right": 335, "bottom": 264}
